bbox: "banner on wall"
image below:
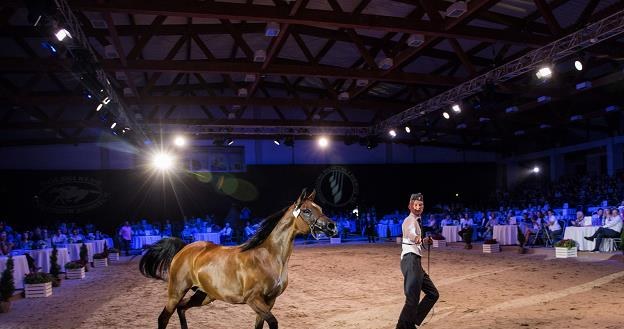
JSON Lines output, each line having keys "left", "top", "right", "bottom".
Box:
{"left": 183, "top": 146, "right": 246, "bottom": 172}
{"left": 36, "top": 176, "right": 110, "bottom": 214}
{"left": 315, "top": 166, "right": 359, "bottom": 208}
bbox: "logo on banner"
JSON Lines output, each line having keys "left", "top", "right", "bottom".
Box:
{"left": 315, "top": 166, "right": 358, "bottom": 208}
{"left": 37, "top": 177, "right": 109, "bottom": 214}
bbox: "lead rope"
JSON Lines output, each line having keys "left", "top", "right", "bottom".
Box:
{"left": 419, "top": 239, "right": 435, "bottom": 327}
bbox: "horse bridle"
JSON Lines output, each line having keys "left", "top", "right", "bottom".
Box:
{"left": 293, "top": 207, "right": 325, "bottom": 240}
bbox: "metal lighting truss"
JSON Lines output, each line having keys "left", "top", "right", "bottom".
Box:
{"left": 149, "top": 124, "right": 371, "bottom": 137}
{"left": 54, "top": 0, "right": 134, "bottom": 128}
{"left": 374, "top": 8, "right": 624, "bottom": 133}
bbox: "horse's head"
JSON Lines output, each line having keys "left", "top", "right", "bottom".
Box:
{"left": 292, "top": 189, "right": 337, "bottom": 239}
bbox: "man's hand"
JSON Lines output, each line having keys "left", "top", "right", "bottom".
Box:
{"left": 423, "top": 237, "right": 433, "bottom": 246}
{"left": 413, "top": 236, "right": 422, "bottom": 244}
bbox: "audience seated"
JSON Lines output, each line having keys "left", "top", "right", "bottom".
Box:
{"left": 585, "top": 208, "right": 623, "bottom": 252}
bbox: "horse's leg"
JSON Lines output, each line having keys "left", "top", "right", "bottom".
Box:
{"left": 176, "top": 289, "right": 212, "bottom": 329}
{"left": 249, "top": 297, "right": 278, "bottom": 329}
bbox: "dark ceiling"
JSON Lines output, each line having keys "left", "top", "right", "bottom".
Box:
{"left": 1, "top": 0, "right": 624, "bottom": 154}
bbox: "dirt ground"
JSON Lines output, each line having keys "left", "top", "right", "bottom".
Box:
{"left": 1, "top": 242, "right": 623, "bottom": 329}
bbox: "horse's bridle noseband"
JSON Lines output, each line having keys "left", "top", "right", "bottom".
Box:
{"left": 293, "top": 207, "right": 325, "bottom": 240}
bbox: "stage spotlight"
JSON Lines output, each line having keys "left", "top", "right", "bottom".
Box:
{"left": 405, "top": 126, "right": 411, "bottom": 133}
{"left": 110, "top": 122, "right": 117, "bottom": 129}
{"left": 174, "top": 136, "right": 186, "bottom": 147}
{"left": 452, "top": 104, "right": 461, "bottom": 113}
{"left": 443, "top": 112, "right": 450, "bottom": 119}
{"left": 532, "top": 166, "right": 540, "bottom": 174}
{"left": 96, "top": 103, "right": 103, "bottom": 112}
{"left": 226, "top": 138, "right": 234, "bottom": 146}
{"left": 102, "top": 97, "right": 111, "bottom": 104}
{"left": 152, "top": 152, "right": 174, "bottom": 171}
{"left": 318, "top": 136, "right": 329, "bottom": 149}
{"left": 389, "top": 129, "right": 397, "bottom": 138}
{"left": 574, "top": 60, "right": 583, "bottom": 71}
{"left": 535, "top": 66, "right": 552, "bottom": 79}
{"left": 54, "top": 28, "right": 72, "bottom": 41}
{"left": 273, "top": 138, "right": 281, "bottom": 146}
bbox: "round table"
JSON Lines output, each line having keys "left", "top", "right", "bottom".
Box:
{"left": 131, "top": 235, "right": 162, "bottom": 249}
{"left": 442, "top": 225, "right": 461, "bottom": 242}
{"left": 27, "top": 248, "right": 71, "bottom": 273}
{"left": 65, "top": 242, "right": 95, "bottom": 262}
{"left": 493, "top": 225, "right": 519, "bottom": 245}
{"left": 0, "top": 255, "right": 29, "bottom": 289}
{"left": 193, "top": 233, "right": 221, "bottom": 244}
{"left": 563, "top": 226, "right": 616, "bottom": 251}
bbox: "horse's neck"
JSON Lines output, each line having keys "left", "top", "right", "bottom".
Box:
{"left": 262, "top": 214, "right": 298, "bottom": 264}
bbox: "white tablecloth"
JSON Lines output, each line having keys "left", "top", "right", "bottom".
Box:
{"left": 27, "top": 248, "right": 71, "bottom": 273}
{"left": 131, "top": 235, "right": 162, "bottom": 249}
{"left": 377, "top": 224, "right": 402, "bottom": 238}
{"left": 193, "top": 233, "right": 221, "bottom": 244}
{"left": 105, "top": 238, "right": 114, "bottom": 250}
{"left": 442, "top": 226, "right": 461, "bottom": 242}
{"left": 65, "top": 242, "right": 95, "bottom": 262}
{"left": 90, "top": 239, "right": 110, "bottom": 253}
{"left": 0, "top": 255, "right": 29, "bottom": 289}
{"left": 563, "top": 226, "right": 615, "bottom": 251}
{"left": 493, "top": 225, "right": 519, "bottom": 245}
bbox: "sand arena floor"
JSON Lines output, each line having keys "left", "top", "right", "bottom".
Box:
{"left": 1, "top": 242, "right": 623, "bottom": 329}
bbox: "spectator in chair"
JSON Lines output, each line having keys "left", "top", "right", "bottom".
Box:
{"left": 51, "top": 229, "right": 67, "bottom": 244}
{"left": 545, "top": 210, "right": 562, "bottom": 242}
{"left": 458, "top": 213, "right": 474, "bottom": 249}
{"left": 585, "top": 208, "right": 623, "bottom": 252}
{"left": 243, "top": 221, "right": 256, "bottom": 240}
{"left": 220, "top": 222, "right": 233, "bottom": 240}
{"left": 570, "top": 210, "right": 585, "bottom": 227}
{"left": 0, "top": 231, "right": 14, "bottom": 256}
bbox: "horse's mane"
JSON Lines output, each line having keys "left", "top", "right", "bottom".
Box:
{"left": 239, "top": 206, "right": 290, "bottom": 251}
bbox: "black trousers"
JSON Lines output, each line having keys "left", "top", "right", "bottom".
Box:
{"left": 590, "top": 228, "right": 620, "bottom": 251}
{"left": 121, "top": 239, "right": 131, "bottom": 256}
{"left": 397, "top": 253, "right": 439, "bottom": 328}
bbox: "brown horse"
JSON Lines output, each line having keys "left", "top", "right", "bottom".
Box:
{"left": 140, "top": 189, "right": 337, "bottom": 329}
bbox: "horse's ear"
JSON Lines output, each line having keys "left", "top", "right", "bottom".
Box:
{"left": 295, "top": 188, "right": 307, "bottom": 209}
{"left": 306, "top": 189, "right": 316, "bottom": 201}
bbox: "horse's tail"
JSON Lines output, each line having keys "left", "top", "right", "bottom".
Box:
{"left": 139, "top": 237, "right": 186, "bottom": 281}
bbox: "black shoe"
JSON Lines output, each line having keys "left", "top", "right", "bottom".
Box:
{"left": 584, "top": 236, "right": 594, "bottom": 241}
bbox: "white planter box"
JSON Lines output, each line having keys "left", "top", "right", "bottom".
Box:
{"left": 555, "top": 247, "right": 577, "bottom": 258}
{"left": 108, "top": 253, "right": 119, "bottom": 261}
{"left": 24, "top": 282, "right": 52, "bottom": 298}
{"left": 93, "top": 258, "right": 108, "bottom": 267}
{"left": 66, "top": 267, "right": 85, "bottom": 279}
{"left": 432, "top": 240, "right": 446, "bottom": 248}
{"left": 483, "top": 243, "right": 500, "bottom": 253}
{"left": 330, "top": 238, "right": 341, "bottom": 244}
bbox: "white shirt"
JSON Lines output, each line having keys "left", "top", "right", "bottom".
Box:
{"left": 401, "top": 213, "right": 422, "bottom": 259}
{"left": 460, "top": 218, "right": 473, "bottom": 228}
{"left": 604, "top": 215, "right": 623, "bottom": 232}
{"left": 547, "top": 215, "right": 561, "bottom": 231}
{"left": 220, "top": 226, "right": 232, "bottom": 236}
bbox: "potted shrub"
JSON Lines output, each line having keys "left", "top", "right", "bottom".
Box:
{"left": 554, "top": 239, "right": 577, "bottom": 258}
{"left": 49, "top": 244, "right": 61, "bottom": 287}
{"left": 93, "top": 253, "right": 108, "bottom": 267}
{"left": 107, "top": 248, "right": 120, "bottom": 262}
{"left": 24, "top": 272, "right": 53, "bottom": 298}
{"left": 483, "top": 239, "right": 500, "bottom": 253}
{"left": 0, "top": 255, "right": 15, "bottom": 313}
{"left": 431, "top": 234, "right": 446, "bottom": 248}
{"left": 65, "top": 261, "right": 85, "bottom": 279}
{"left": 79, "top": 243, "right": 89, "bottom": 272}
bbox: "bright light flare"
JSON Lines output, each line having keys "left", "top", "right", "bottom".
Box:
{"left": 55, "top": 29, "right": 72, "bottom": 41}
{"left": 532, "top": 166, "right": 540, "bottom": 173}
{"left": 389, "top": 129, "right": 397, "bottom": 138}
{"left": 318, "top": 136, "right": 329, "bottom": 148}
{"left": 536, "top": 67, "right": 552, "bottom": 79}
{"left": 152, "top": 152, "right": 175, "bottom": 171}
{"left": 173, "top": 136, "right": 186, "bottom": 147}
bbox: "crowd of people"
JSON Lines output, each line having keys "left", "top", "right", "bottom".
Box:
{"left": 0, "top": 220, "right": 110, "bottom": 256}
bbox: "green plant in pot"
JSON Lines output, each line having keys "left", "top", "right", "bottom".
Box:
{"left": 64, "top": 261, "right": 84, "bottom": 270}
{"left": 49, "top": 244, "right": 61, "bottom": 287}
{"left": 79, "top": 243, "right": 89, "bottom": 272}
{"left": 24, "top": 272, "right": 53, "bottom": 285}
{"left": 93, "top": 252, "right": 107, "bottom": 260}
{"left": 554, "top": 239, "right": 577, "bottom": 249}
{"left": 0, "top": 255, "right": 15, "bottom": 313}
